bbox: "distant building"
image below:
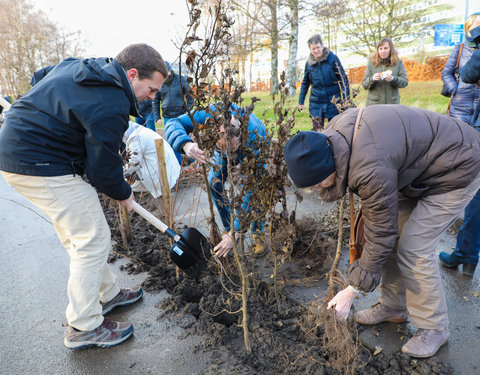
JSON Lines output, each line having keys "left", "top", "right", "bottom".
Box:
{"left": 240, "top": 0, "right": 472, "bottom": 90}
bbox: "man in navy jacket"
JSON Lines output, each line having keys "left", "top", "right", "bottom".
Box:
{"left": 153, "top": 61, "right": 193, "bottom": 163}
{"left": 0, "top": 43, "right": 168, "bottom": 349}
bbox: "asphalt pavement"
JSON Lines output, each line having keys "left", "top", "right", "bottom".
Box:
{"left": 0, "top": 174, "right": 214, "bottom": 375}
{"left": 1, "top": 172, "right": 480, "bottom": 374}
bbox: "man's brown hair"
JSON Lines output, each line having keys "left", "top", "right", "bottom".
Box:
{"left": 116, "top": 43, "right": 168, "bottom": 79}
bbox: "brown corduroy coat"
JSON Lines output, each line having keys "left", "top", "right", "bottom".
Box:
{"left": 319, "top": 105, "right": 480, "bottom": 291}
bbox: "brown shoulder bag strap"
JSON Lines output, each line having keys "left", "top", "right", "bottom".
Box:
{"left": 447, "top": 43, "right": 464, "bottom": 114}
{"left": 349, "top": 108, "right": 364, "bottom": 263}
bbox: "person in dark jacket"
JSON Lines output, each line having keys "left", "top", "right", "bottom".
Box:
{"left": 284, "top": 105, "right": 480, "bottom": 358}
{"left": 153, "top": 61, "right": 193, "bottom": 164}
{"left": 165, "top": 103, "right": 268, "bottom": 257}
{"left": 439, "top": 14, "right": 480, "bottom": 277}
{"left": 441, "top": 13, "right": 480, "bottom": 124}
{"left": 135, "top": 98, "right": 156, "bottom": 131}
{"left": 0, "top": 43, "right": 168, "bottom": 349}
{"left": 299, "top": 34, "right": 350, "bottom": 131}
{"left": 362, "top": 38, "right": 408, "bottom": 106}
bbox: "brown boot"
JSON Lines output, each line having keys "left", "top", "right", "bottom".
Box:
{"left": 401, "top": 328, "right": 449, "bottom": 358}
{"left": 252, "top": 233, "right": 268, "bottom": 258}
{"left": 354, "top": 302, "right": 408, "bottom": 325}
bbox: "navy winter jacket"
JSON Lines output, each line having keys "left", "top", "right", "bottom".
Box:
{"left": 153, "top": 72, "right": 193, "bottom": 121}
{"left": 460, "top": 25, "right": 480, "bottom": 130}
{"left": 442, "top": 43, "right": 480, "bottom": 124}
{"left": 0, "top": 57, "right": 138, "bottom": 200}
{"left": 137, "top": 99, "right": 153, "bottom": 118}
{"left": 299, "top": 50, "right": 350, "bottom": 120}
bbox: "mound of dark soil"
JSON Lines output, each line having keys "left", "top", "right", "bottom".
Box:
{"left": 102, "top": 195, "right": 453, "bottom": 375}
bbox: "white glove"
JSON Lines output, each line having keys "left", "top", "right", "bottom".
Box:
{"left": 183, "top": 142, "right": 206, "bottom": 164}
{"left": 327, "top": 285, "right": 359, "bottom": 321}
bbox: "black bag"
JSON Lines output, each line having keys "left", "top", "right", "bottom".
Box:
{"left": 441, "top": 43, "right": 464, "bottom": 98}
{"left": 441, "top": 83, "right": 451, "bottom": 97}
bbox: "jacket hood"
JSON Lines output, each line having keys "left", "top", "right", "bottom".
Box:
{"left": 74, "top": 57, "right": 140, "bottom": 116}
{"left": 308, "top": 47, "right": 330, "bottom": 65}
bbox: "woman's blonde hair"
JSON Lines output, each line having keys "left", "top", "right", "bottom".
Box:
{"left": 465, "top": 14, "right": 480, "bottom": 36}
{"left": 370, "top": 38, "right": 400, "bottom": 67}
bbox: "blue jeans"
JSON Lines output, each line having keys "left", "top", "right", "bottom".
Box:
{"left": 309, "top": 102, "right": 329, "bottom": 131}
{"left": 135, "top": 113, "right": 155, "bottom": 131}
{"left": 453, "top": 188, "right": 480, "bottom": 265}
{"left": 207, "top": 149, "right": 264, "bottom": 234}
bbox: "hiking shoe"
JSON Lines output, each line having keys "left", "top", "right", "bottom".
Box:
{"left": 102, "top": 286, "right": 143, "bottom": 315}
{"left": 401, "top": 328, "right": 449, "bottom": 358}
{"left": 64, "top": 319, "right": 133, "bottom": 349}
{"left": 252, "top": 233, "right": 268, "bottom": 258}
{"left": 354, "top": 302, "right": 408, "bottom": 325}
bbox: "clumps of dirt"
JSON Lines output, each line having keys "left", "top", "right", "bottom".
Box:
{"left": 101, "top": 194, "right": 453, "bottom": 375}
{"left": 291, "top": 217, "right": 337, "bottom": 274}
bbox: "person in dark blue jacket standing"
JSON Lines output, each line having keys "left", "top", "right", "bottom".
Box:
{"left": 165, "top": 103, "right": 268, "bottom": 257}
{"left": 299, "top": 34, "right": 350, "bottom": 131}
{"left": 439, "top": 15, "right": 480, "bottom": 277}
{"left": 135, "top": 98, "right": 156, "bottom": 131}
{"left": 153, "top": 61, "right": 193, "bottom": 164}
{"left": 0, "top": 43, "right": 168, "bottom": 349}
{"left": 441, "top": 13, "right": 480, "bottom": 124}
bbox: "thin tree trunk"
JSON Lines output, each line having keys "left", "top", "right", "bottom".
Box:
{"left": 269, "top": 0, "right": 279, "bottom": 94}
{"left": 286, "top": 0, "right": 298, "bottom": 97}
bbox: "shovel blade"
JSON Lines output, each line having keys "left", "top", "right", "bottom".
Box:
{"left": 169, "top": 241, "right": 199, "bottom": 270}
{"left": 181, "top": 227, "right": 212, "bottom": 261}
{"left": 168, "top": 228, "right": 212, "bottom": 271}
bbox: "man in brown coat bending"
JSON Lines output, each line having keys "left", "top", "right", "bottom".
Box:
{"left": 283, "top": 104, "right": 480, "bottom": 358}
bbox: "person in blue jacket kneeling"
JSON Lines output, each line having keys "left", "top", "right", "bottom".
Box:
{"left": 165, "top": 103, "right": 268, "bottom": 258}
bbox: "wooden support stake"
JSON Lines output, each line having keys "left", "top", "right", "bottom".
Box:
{"left": 119, "top": 205, "right": 132, "bottom": 246}
{"left": 154, "top": 138, "right": 172, "bottom": 225}
{"left": 155, "top": 138, "right": 179, "bottom": 278}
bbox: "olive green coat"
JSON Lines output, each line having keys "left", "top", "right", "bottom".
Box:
{"left": 361, "top": 60, "right": 408, "bottom": 106}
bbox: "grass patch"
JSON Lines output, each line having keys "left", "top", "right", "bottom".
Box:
{"left": 241, "top": 81, "right": 451, "bottom": 132}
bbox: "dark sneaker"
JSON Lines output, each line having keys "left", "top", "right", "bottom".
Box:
{"left": 354, "top": 302, "right": 408, "bottom": 325}
{"left": 64, "top": 319, "right": 133, "bottom": 349}
{"left": 102, "top": 286, "right": 143, "bottom": 315}
{"left": 401, "top": 328, "right": 449, "bottom": 358}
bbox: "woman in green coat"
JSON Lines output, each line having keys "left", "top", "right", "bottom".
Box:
{"left": 362, "top": 38, "right": 408, "bottom": 106}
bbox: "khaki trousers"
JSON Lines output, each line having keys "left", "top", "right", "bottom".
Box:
{"left": 379, "top": 172, "right": 480, "bottom": 329}
{"left": 2, "top": 172, "right": 120, "bottom": 331}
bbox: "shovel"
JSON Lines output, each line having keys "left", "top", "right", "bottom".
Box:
{"left": 131, "top": 201, "right": 211, "bottom": 271}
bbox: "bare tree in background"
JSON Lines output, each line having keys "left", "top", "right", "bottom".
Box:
{"left": 338, "top": 0, "right": 427, "bottom": 57}
{"left": 231, "top": 0, "right": 289, "bottom": 94}
{"left": 0, "top": 0, "right": 84, "bottom": 96}
{"left": 312, "top": 0, "right": 347, "bottom": 54}
{"left": 285, "top": 0, "right": 298, "bottom": 96}
{"left": 227, "top": 0, "right": 264, "bottom": 89}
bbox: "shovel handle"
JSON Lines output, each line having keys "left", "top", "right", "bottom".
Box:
{"left": 131, "top": 201, "right": 169, "bottom": 233}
